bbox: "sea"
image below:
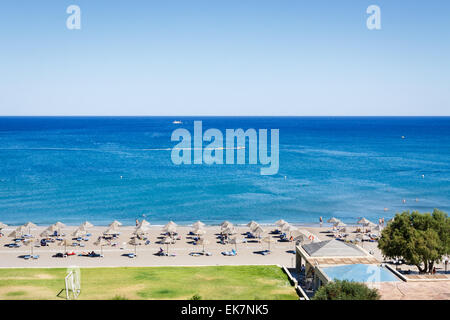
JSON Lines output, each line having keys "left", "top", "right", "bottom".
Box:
{"left": 0, "top": 116, "right": 448, "bottom": 226}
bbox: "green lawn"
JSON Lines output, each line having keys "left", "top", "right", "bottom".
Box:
{"left": 0, "top": 265, "right": 298, "bottom": 300}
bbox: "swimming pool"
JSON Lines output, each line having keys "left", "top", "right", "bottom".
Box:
{"left": 321, "top": 264, "right": 400, "bottom": 283}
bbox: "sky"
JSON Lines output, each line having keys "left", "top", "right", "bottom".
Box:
{"left": 0, "top": 0, "right": 449, "bottom": 116}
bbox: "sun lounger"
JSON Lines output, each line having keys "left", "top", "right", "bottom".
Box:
{"left": 54, "top": 253, "right": 67, "bottom": 258}
{"left": 24, "top": 254, "right": 40, "bottom": 260}
{"left": 190, "top": 252, "right": 202, "bottom": 256}
{"left": 90, "top": 252, "right": 102, "bottom": 257}
{"left": 254, "top": 250, "right": 271, "bottom": 255}
{"left": 221, "top": 249, "right": 237, "bottom": 256}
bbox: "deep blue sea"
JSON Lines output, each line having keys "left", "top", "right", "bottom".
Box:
{"left": 0, "top": 117, "right": 449, "bottom": 226}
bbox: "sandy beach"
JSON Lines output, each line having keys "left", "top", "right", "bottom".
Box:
{"left": 0, "top": 223, "right": 445, "bottom": 272}
{"left": 0, "top": 225, "right": 308, "bottom": 268}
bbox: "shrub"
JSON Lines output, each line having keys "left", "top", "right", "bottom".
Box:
{"left": 312, "top": 280, "right": 380, "bottom": 300}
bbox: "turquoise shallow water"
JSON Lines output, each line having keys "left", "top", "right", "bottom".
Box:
{"left": 0, "top": 116, "right": 449, "bottom": 226}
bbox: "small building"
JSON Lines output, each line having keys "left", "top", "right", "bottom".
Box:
{"left": 296, "top": 239, "right": 379, "bottom": 291}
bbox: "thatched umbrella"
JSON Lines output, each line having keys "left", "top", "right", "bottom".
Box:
{"left": 356, "top": 217, "right": 371, "bottom": 225}
{"left": 72, "top": 227, "right": 87, "bottom": 238}
{"left": 334, "top": 221, "right": 347, "bottom": 228}
{"left": 221, "top": 227, "right": 235, "bottom": 235}
{"left": 23, "top": 222, "right": 37, "bottom": 234}
{"left": 252, "top": 226, "right": 265, "bottom": 239}
{"left": 292, "top": 232, "right": 308, "bottom": 244}
{"left": 81, "top": 221, "right": 94, "bottom": 228}
{"left": 163, "top": 224, "right": 177, "bottom": 235}
{"left": 193, "top": 221, "right": 205, "bottom": 229}
{"left": 40, "top": 229, "right": 53, "bottom": 238}
{"left": 247, "top": 221, "right": 259, "bottom": 230}
{"left": 47, "top": 222, "right": 64, "bottom": 236}
{"left": 282, "top": 224, "right": 298, "bottom": 237}
{"left": 262, "top": 236, "right": 276, "bottom": 251}
{"left": 9, "top": 226, "right": 26, "bottom": 238}
{"left": 228, "top": 237, "right": 242, "bottom": 251}
{"left": 108, "top": 220, "right": 122, "bottom": 228}
{"left": 275, "top": 219, "right": 287, "bottom": 226}
{"left": 54, "top": 222, "right": 66, "bottom": 229}
{"left": 59, "top": 238, "right": 71, "bottom": 253}
{"left": 220, "top": 221, "right": 234, "bottom": 230}
{"left": 104, "top": 224, "right": 120, "bottom": 235}
{"left": 196, "top": 238, "right": 210, "bottom": 252}
{"left": 94, "top": 237, "right": 109, "bottom": 255}
{"left": 0, "top": 222, "right": 8, "bottom": 229}
{"left": 8, "top": 230, "right": 20, "bottom": 238}
{"left": 278, "top": 222, "right": 290, "bottom": 230}
{"left": 161, "top": 237, "right": 173, "bottom": 254}
{"left": 138, "top": 219, "right": 150, "bottom": 228}
{"left": 128, "top": 237, "right": 144, "bottom": 255}
{"left": 45, "top": 224, "right": 59, "bottom": 233}
{"left": 133, "top": 225, "right": 149, "bottom": 237}
{"left": 327, "top": 217, "right": 341, "bottom": 224}
{"left": 25, "top": 239, "right": 39, "bottom": 256}
{"left": 357, "top": 218, "right": 375, "bottom": 230}
{"left": 220, "top": 220, "right": 232, "bottom": 228}
{"left": 192, "top": 228, "right": 206, "bottom": 237}
{"left": 164, "top": 221, "right": 177, "bottom": 229}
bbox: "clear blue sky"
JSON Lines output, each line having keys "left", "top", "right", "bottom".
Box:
{"left": 0, "top": 0, "right": 449, "bottom": 116}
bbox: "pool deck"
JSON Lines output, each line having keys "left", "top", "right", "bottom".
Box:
{"left": 378, "top": 281, "right": 450, "bottom": 300}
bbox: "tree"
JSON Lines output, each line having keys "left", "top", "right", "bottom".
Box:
{"left": 312, "top": 280, "right": 380, "bottom": 300}
{"left": 378, "top": 209, "right": 450, "bottom": 273}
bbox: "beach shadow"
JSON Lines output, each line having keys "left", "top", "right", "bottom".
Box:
{"left": 253, "top": 250, "right": 271, "bottom": 256}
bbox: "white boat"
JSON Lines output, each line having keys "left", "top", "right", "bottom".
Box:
{"left": 173, "top": 120, "right": 182, "bottom": 124}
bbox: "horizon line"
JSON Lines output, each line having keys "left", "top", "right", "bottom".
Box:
{"left": 1, "top": 115, "right": 450, "bottom": 118}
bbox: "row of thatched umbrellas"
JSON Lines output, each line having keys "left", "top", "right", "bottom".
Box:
{"left": 0, "top": 221, "right": 96, "bottom": 256}
{"left": 326, "top": 217, "right": 382, "bottom": 231}
{"left": 0, "top": 218, "right": 382, "bottom": 257}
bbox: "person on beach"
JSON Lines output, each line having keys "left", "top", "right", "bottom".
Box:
{"left": 319, "top": 216, "right": 323, "bottom": 227}
{"left": 135, "top": 219, "right": 139, "bottom": 226}
{"left": 445, "top": 257, "right": 448, "bottom": 273}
